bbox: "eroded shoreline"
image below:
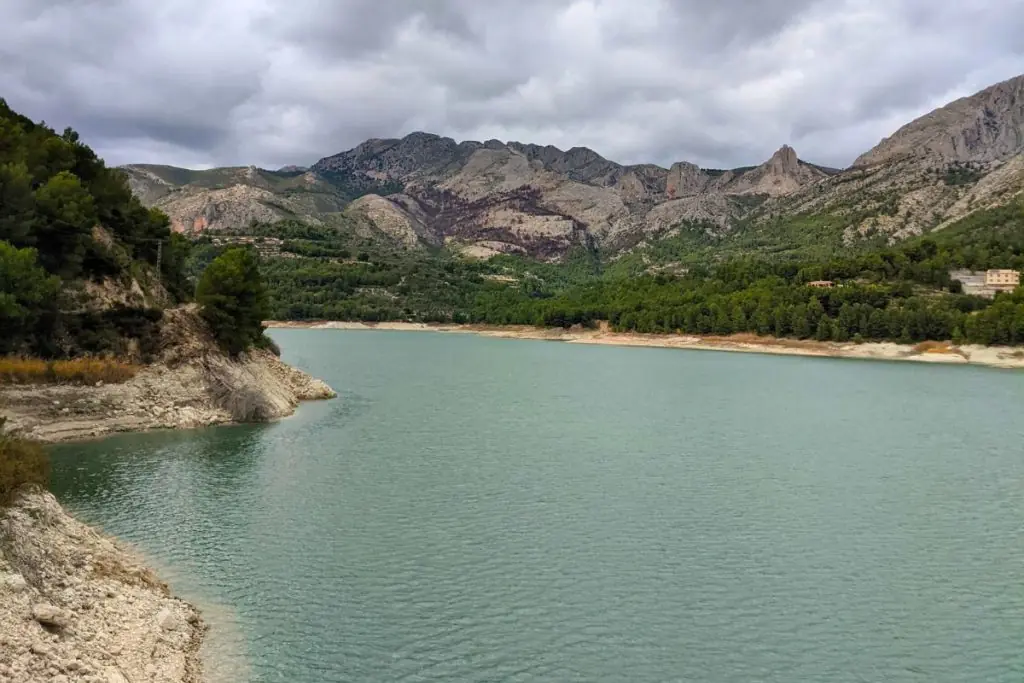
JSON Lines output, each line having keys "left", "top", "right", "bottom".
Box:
{"left": 1, "top": 310, "right": 337, "bottom": 682}
{"left": 265, "top": 320, "right": 1024, "bottom": 370}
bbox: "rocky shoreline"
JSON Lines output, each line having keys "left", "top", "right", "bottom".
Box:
{"left": 266, "top": 320, "right": 1024, "bottom": 370}
{"left": 0, "top": 489, "right": 204, "bottom": 683}
{"left": 0, "top": 307, "right": 336, "bottom": 682}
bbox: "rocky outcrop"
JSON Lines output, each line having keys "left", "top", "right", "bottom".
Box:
{"left": 120, "top": 165, "right": 349, "bottom": 235}
{"left": 345, "top": 194, "right": 439, "bottom": 248}
{"left": 315, "top": 138, "right": 831, "bottom": 253}
{"left": 723, "top": 145, "right": 830, "bottom": 196}
{"left": 664, "top": 162, "right": 712, "bottom": 199}
{"left": 0, "top": 305, "right": 336, "bottom": 443}
{"left": 0, "top": 489, "right": 204, "bottom": 683}
{"left": 855, "top": 74, "right": 1024, "bottom": 167}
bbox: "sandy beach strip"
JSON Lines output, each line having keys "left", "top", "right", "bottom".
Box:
{"left": 264, "top": 321, "right": 1024, "bottom": 370}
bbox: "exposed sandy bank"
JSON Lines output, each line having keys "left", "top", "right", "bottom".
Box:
{"left": 265, "top": 320, "right": 1024, "bottom": 370}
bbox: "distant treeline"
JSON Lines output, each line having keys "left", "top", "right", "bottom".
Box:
{"left": 471, "top": 203, "right": 1024, "bottom": 345}
{"left": 243, "top": 200, "right": 1024, "bottom": 346}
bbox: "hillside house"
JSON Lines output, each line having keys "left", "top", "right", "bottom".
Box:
{"left": 985, "top": 269, "right": 1020, "bottom": 290}
{"left": 807, "top": 280, "right": 834, "bottom": 288}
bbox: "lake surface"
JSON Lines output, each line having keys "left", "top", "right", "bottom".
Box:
{"left": 50, "top": 330, "right": 1024, "bottom": 682}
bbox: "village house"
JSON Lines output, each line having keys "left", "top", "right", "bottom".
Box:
{"left": 807, "top": 280, "right": 834, "bottom": 288}
{"left": 984, "top": 269, "right": 1020, "bottom": 291}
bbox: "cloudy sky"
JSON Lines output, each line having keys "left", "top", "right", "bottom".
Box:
{"left": 2, "top": 0, "right": 1022, "bottom": 171}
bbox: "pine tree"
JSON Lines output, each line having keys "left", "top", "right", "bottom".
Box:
{"left": 196, "top": 248, "right": 270, "bottom": 356}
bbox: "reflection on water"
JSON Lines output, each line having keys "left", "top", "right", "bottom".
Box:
{"left": 50, "top": 330, "right": 1024, "bottom": 683}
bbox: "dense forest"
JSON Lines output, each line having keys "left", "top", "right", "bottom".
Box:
{"left": 208, "top": 198, "right": 1024, "bottom": 346}
{"left": 0, "top": 99, "right": 191, "bottom": 358}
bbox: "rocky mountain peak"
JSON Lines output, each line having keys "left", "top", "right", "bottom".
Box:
{"left": 767, "top": 145, "right": 800, "bottom": 174}
{"left": 665, "top": 161, "right": 710, "bottom": 198}
{"left": 721, "top": 145, "right": 828, "bottom": 196}
{"left": 506, "top": 141, "right": 621, "bottom": 184}
{"left": 854, "top": 73, "right": 1024, "bottom": 167}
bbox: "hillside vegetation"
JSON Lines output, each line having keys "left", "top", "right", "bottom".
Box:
{"left": 0, "top": 98, "right": 195, "bottom": 358}
{"left": 186, "top": 195, "right": 1024, "bottom": 346}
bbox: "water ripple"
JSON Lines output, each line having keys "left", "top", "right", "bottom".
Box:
{"left": 50, "top": 330, "right": 1024, "bottom": 682}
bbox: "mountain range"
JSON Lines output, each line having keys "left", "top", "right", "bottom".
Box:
{"left": 122, "top": 74, "right": 1024, "bottom": 260}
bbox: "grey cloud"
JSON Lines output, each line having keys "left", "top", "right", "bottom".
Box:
{"left": 0, "top": 0, "right": 1022, "bottom": 171}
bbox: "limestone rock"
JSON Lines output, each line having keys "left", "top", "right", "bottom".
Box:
{"left": 114, "top": 73, "right": 1023, "bottom": 258}
{"left": 1, "top": 491, "right": 207, "bottom": 683}
{"left": 31, "top": 604, "right": 68, "bottom": 629}
{"left": 156, "top": 608, "right": 185, "bottom": 632}
{"left": 3, "top": 573, "right": 28, "bottom": 593}
{"left": 855, "top": 74, "right": 1024, "bottom": 167}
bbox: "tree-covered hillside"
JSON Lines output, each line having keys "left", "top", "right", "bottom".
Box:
{"left": 201, "top": 197, "right": 1024, "bottom": 346}
{"left": 0, "top": 99, "right": 191, "bottom": 358}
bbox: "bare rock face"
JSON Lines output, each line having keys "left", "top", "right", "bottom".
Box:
{"left": 31, "top": 603, "right": 69, "bottom": 629}
{"left": 346, "top": 194, "right": 438, "bottom": 248}
{"left": 855, "top": 74, "right": 1024, "bottom": 167}
{"left": 120, "top": 165, "right": 349, "bottom": 235}
{"left": 665, "top": 162, "right": 712, "bottom": 199}
{"left": 717, "top": 145, "right": 830, "bottom": 196}
{"left": 123, "top": 124, "right": 833, "bottom": 258}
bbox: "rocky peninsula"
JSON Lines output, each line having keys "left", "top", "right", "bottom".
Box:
{"left": 1, "top": 307, "right": 335, "bottom": 444}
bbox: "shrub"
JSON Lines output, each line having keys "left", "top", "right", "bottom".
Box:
{"left": 0, "top": 356, "right": 139, "bottom": 384}
{"left": 0, "top": 424, "right": 50, "bottom": 506}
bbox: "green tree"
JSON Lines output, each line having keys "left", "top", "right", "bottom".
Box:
{"left": 33, "top": 171, "right": 96, "bottom": 277}
{"left": 0, "top": 241, "right": 60, "bottom": 354}
{"left": 806, "top": 296, "right": 825, "bottom": 329}
{"left": 196, "top": 247, "right": 270, "bottom": 355}
{"left": 815, "top": 316, "right": 834, "bottom": 341}
{"left": 791, "top": 304, "right": 811, "bottom": 338}
{"left": 161, "top": 232, "right": 194, "bottom": 302}
{"left": 0, "top": 162, "right": 36, "bottom": 245}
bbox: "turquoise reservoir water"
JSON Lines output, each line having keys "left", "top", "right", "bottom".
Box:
{"left": 50, "top": 330, "right": 1024, "bottom": 682}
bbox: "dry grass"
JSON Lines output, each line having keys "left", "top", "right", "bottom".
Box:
{"left": 0, "top": 433, "right": 50, "bottom": 506}
{"left": 912, "top": 341, "right": 969, "bottom": 359}
{"left": 913, "top": 341, "right": 955, "bottom": 354}
{"left": 0, "top": 357, "right": 140, "bottom": 385}
{"left": 709, "top": 333, "right": 826, "bottom": 350}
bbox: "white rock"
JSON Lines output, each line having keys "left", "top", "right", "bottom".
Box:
{"left": 31, "top": 604, "right": 68, "bottom": 629}
{"left": 4, "top": 573, "right": 28, "bottom": 593}
{"left": 105, "top": 666, "right": 129, "bottom": 683}
{"left": 155, "top": 608, "right": 184, "bottom": 632}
